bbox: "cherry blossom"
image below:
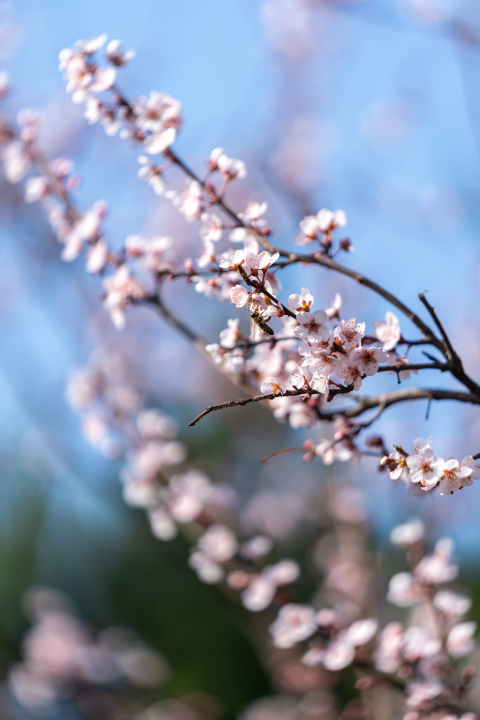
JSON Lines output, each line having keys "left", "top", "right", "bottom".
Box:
{"left": 288, "top": 287, "right": 314, "bottom": 314}
{"left": 438, "top": 458, "right": 474, "bottom": 495}
{"left": 269, "top": 604, "right": 317, "bottom": 649}
{"left": 295, "top": 309, "right": 330, "bottom": 343}
{"left": 105, "top": 39, "right": 136, "bottom": 67}
{"left": 373, "top": 311, "right": 401, "bottom": 352}
{"left": 260, "top": 377, "right": 286, "bottom": 395}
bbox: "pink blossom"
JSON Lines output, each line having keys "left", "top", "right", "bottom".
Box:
{"left": 322, "top": 637, "right": 355, "bottom": 671}
{"left": 387, "top": 572, "right": 417, "bottom": 607}
{"left": 350, "top": 346, "right": 387, "bottom": 376}
{"left": 219, "top": 319, "right": 240, "bottom": 349}
{"left": 3, "top": 140, "right": 31, "bottom": 183}
{"left": 288, "top": 287, "right": 314, "bottom": 314}
{"left": 241, "top": 575, "right": 277, "bottom": 612}
{"left": 380, "top": 451, "right": 408, "bottom": 480}
{"left": 438, "top": 458, "right": 474, "bottom": 495}
{"left": 334, "top": 318, "right": 365, "bottom": 351}
{"left": 105, "top": 39, "right": 135, "bottom": 67}
{"left": 345, "top": 619, "right": 378, "bottom": 646}
{"left": 260, "top": 377, "right": 286, "bottom": 395}
{"left": 217, "top": 152, "right": 247, "bottom": 181}
{"left": 137, "top": 156, "right": 166, "bottom": 196}
{"left": 174, "top": 179, "right": 202, "bottom": 222}
{"left": 317, "top": 208, "right": 347, "bottom": 232}
{"left": 406, "top": 446, "right": 444, "bottom": 489}
{"left": 433, "top": 590, "right": 472, "bottom": 619}
{"left": 446, "top": 622, "right": 476, "bottom": 658}
{"left": 373, "top": 311, "right": 401, "bottom": 352}
{"left": 229, "top": 285, "right": 251, "bottom": 307}
{"left": 415, "top": 538, "right": 458, "bottom": 585}
{"left": 295, "top": 310, "right": 330, "bottom": 343}
{"left": 336, "top": 360, "right": 363, "bottom": 391}
{"left": 269, "top": 604, "right": 317, "bottom": 648}
{"left": 240, "top": 201, "right": 267, "bottom": 223}
{"left": 102, "top": 265, "right": 147, "bottom": 329}
{"left": 199, "top": 212, "right": 223, "bottom": 242}
{"left": 148, "top": 507, "right": 178, "bottom": 541}
{"left": 390, "top": 519, "right": 425, "bottom": 547}
{"left": 325, "top": 292, "right": 342, "bottom": 320}
{"left": 197, "top": 524, "right": 238, "bottom": 563}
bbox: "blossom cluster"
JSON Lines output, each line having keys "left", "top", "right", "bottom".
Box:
{"left": 382, "top": 436, "right": 480, "bottom": 495}
{"left": 9, "top": 586, "right": 166, "bottom": 713}
{"left": 268, "top": 519, "right": 478, "bottom": 719}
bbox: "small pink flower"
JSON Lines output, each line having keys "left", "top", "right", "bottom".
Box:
{"left": 260, "top": 377, "right": 286, "bottom": 395}
{"left": 373, "top": 311, "right": 401, "bottom": 352}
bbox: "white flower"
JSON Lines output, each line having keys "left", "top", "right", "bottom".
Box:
{"left": 241, "top": 576, "right": 277, "bottom": 612}
{"left": 373, "top": 311, "right": 401, "bottom": 352}
{"left": 326, "top": 292, "right": 342, "bottom": 320}
{"left": 433, "top": 590, "right": 472, "bottom": 619}
{"left": 350, "top": 346, "right": 387, "bottom": 376}
{"left": 260, "top": 377, "right": 286, "bottom": 395}
{"left": 295, "top": 310, "right": 330, "bottom": 343}
{"left": 438, "top": 458, "right": 474, "bottom": 495}
{"left": 345, "top": 619, "right": 378, "bottom": 647}
{"left": 390, "top": 519, "right": 425, "bottom": 547}
{"left": 387, "top": 572, "right": 416, "bottom": 607}
{"left": 197, "top": 524, "right": 238, "bottom": 563}
{"left": 288, "top": 288, "right": 314, "bottom": 314}
{"left": 105, "top": 39, "right": 136, "bottom": 67}
{"left": 446, "top": 622, "right": 476, "bottom": 658}
{"left": 334, "top": 318, "right": 365, "bottom": 351}
{"left": 317, "top": 208, "right": 347, "bottom": 231}
{"left": 199, "top": 212, "right": 223, "bottom": 242}
{"left": 148, "top": 507, "right": 178, "bottom": 541}
{"left": 322, "top": 637, "right": 355, "bottom": 670}
{"left": 217, "top": 153, "right": 247, "bottom": 181}
{"left": 406, "top": 445, "right": 444, "bottom": 489}
{"left": 269, "top": 604, "right": 317, "bottom": 649}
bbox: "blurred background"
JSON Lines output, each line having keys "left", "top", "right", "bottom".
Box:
{"left": 1, "top": 0, "right": 480, "bottom": 718}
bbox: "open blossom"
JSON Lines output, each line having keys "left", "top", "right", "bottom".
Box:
{"left": 199, "top": 212, "right": 223, "bottom": 242}
{"left": 295, "top": 209, "right": 347, "bottom": 245}
{"left": 336, "top": 360, "right": 364, "bottom": 390}
{"left": 173, "top": 179, "right": 202, "bottom": 221}
{"left": 269, "top": 604, "right": 317, "bottom": 648}
{"left": 446, "top": 622, "right": 477, "bottom": 658}
{"left": 317, "top": 208, "right": 347, "bottom": 232}
{"left": 350, "top": 346, "right": 387, "bottom": 376}
{"left": 239, "top": 201, "right": 267, "bottom": 224}
{"left": 216, "top": 152, "right": 246, "bottom": 181}
{"left": 406, "top": 444, "right": 444, "bottom": 489}
{"left": 102, "top": 265, "right": 146, "bottom": 329}
{"left": 197, "top": 524, "right": 238, "bottom": 563}
{"left": 390, "top": 519, "right": 425, "bottom": 547}
{"left": 137, "top": 156, "right": 166, "bottom": 196}
{"left": 105, "top": 39, "right": 135, "bottom": 67}
{"left": 438, "top": 458, "right": 474, "bottom": 495}
{"left": 219, "top": 319, "right": 240, "bottom": 349}
{"left": 295, "top": 309, "right": 330, "bottom": 343}
{"left": 326, "top": 292, "right": 342, "bottom": 320}
{"left": 334, "top": 318, "right": 365, "bottom": 351}
{"left": 260, "top": 377, "right": 286, "bottom": 395}
{"left": 59, "top": 42, "right": 116, "bottom": 104}
{"left": 373, "top": 311, "right": 401, "bottom": 352}
{"left": 433, "top": 590, "right": 472, "bottom": 619}
{"left": 288, "top": 287, "right": 314, "bottom": 314}
{"left": 243, "top": 251, "right": 279, "bottom": 282}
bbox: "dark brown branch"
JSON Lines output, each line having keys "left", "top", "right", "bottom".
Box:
{"left": 321, "top": 388, "right": 480, "bottom": 421}
{"left": 188, "top": 389, "right": 320, "bottom": 427}
{"left": 189, "top": 386, "right": 480, "bottom": 427}
{"left": 377, "top": 361, "right": 448, "bottom": 373}
{"left": 418, "top": 292, "right": 480, "bottom": 397}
